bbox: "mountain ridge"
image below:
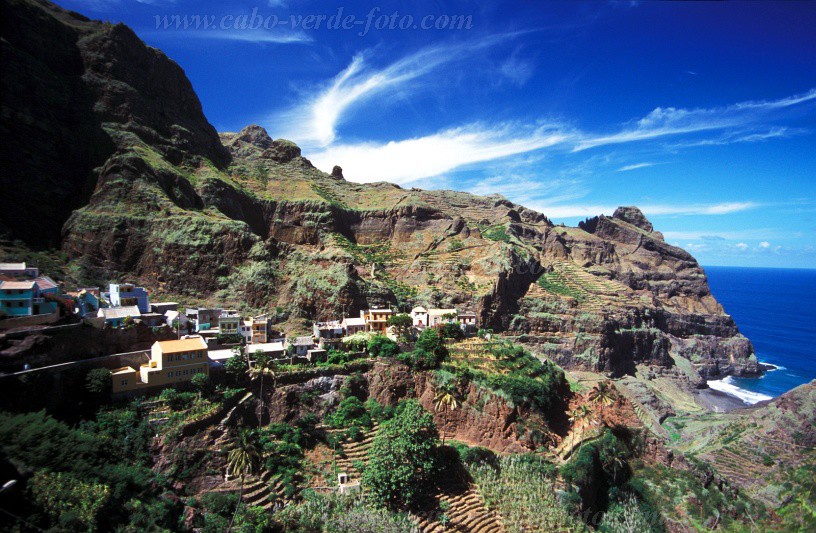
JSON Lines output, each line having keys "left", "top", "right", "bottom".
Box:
{"left": 1, "top": 0, "right": 756, "bottom": 386}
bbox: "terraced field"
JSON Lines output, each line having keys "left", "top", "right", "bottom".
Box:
{"left": 415, "top": 482, "right": 506, "bottom": 533}
{"left": 333, "top": 422, "right": 379, "bottom": 481}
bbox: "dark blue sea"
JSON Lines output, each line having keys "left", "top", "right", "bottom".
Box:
{"left": 704, "top": 266, "right": 816, "bottom": 403}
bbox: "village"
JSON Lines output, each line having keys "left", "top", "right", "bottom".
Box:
{"left": 0, "top": 262, "right": 479, "bottom": 395}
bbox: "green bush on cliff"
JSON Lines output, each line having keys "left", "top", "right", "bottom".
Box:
{"left": 362, "top": 400, "right": 439, "bottom": 510}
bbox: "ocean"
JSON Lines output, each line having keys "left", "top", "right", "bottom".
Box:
{"left": 704, "top": 266, "right": 816, "bottom": 405}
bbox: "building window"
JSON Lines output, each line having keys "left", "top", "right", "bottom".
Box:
{"left": 183, "top": 370, "right": 188, "bottom": 375}
{"left": 168, "top": 354, "right": 173, "bottom": 362}
{"left": 121, "top": 380, "right": 128, "bottom": 386}
{"left": 167, "top": 372, "right": 172, "bottom": 378}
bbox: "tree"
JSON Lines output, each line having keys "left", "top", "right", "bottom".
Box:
{"left": 433, "top": 386, "right": 461, "bottom": 446}
{"left": 367, "top": 335, "right": 400, "bottom": 358}
{"left": 588, "top": 381, "right": 617, "bottom": 425}
{"left": 85, "top": 368, "right": 112, "bottom": 401}
{"left": 225, "top": 350, "right": 248, "bottom": 385}
{"left": 29, "top": 470, "right": 111, "bottom": 531}
{"left": 387, "top": 313, "right": 414, "bottom": 341}
{"left": 569, "top": 404, "right": 593, "bottom": 452}
{"left": 252, "top": 350, "right": 272, "bottom": 428}
{"left": 362, "top": 400, "right": 439, "bottom": 510}
{"left": 226, "top": 429, "right": 261, "bottom": 531}
{"left": 343, "top": 332, "right": 373, "bottom": 353}
{"left": 401, "top": 328, "right": 450, "bottom": 370}
{"left": 191, "top": 373, "right": 212, "bottom": 399}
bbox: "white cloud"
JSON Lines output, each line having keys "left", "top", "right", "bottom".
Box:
{"left": 528, "top": 202, "right": 759, "bottom": 220}
{"left": 574, "top": 88, "right": 816, "bottom": 151}
{"left": 735, "top": 242, "right": 749, "bottom": 251}
{"left": 309, "top": 123, "right": 569, "bottom": 184}
{"left": 276, "top": 35, "right": 521, "bottom": 148}
{"left": 759, "top": 241, "right": 771, "bottom": 249}
{"left": 188, "top": 30, "right": 312, "bottom": 44}
{"left": 617, "top": 162, "right": 655, "bottom": 172}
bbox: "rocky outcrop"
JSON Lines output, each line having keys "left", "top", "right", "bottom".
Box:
{"left": 1, "top": 0, "right": 227, "bottom": 247}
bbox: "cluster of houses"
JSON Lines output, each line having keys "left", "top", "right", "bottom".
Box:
{"left": 313, "top": 306, "right": 478, "bottom": 344}
{"left": 1, "top": 262, "right": 480, "bottom": 396}
{"left": 0, "top": 263, "right": 61, "bottom": 317}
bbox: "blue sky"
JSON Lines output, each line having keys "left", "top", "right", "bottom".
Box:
{"left": 62, "top": 1, "right": 816, "bottom": 268}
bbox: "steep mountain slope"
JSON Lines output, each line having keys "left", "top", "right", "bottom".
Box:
{"left": 0, "top": 0, "right": 756, "bottom": 384}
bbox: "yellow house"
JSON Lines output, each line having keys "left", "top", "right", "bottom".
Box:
{"left": 361, "top": 308, "right": 393, "bottom": 334}
{"left": 110, "top": 335, "right": 210, "bottom": 393}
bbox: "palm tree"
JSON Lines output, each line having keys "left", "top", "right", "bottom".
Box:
{"left": 568, "top": 404, "right": 593, "bottom": 453}
{"left": 434, "top": 386, "right": 461, "bottom": 446}
{"left": 226, "top": 429, "right": 261, "bottom": 531}
{"left": 253, "top": 350, "right": 270, "bottom": 428}
{"left": 588, "top": 381, "right": 617, "bottom": 426}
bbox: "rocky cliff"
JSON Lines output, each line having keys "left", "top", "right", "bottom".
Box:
{"left": 0, "top": 0, "right": 757, "bottom": 383}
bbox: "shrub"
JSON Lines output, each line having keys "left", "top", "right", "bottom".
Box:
{"left": 326, "top": 397, "right": 372, "bottom": 429}
{"left": 367, "top": 335, "right": 400, "bottom": 358}
{"left": 85, "top": 368, "right": 112, "bottom": 400}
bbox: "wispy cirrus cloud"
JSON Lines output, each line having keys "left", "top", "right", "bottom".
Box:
{"left": 617, "top": 162, "right": 656, "bottom": 172}
{"left": 525, "top": 202, "right": 760, "bottom": 220}
{"left": 309, "top": 123, "right": 570, "bottom": 184}
{"left": 275, "top": 35, "right": 524, "bottom": 148}
{"left": 574, "top": 88, "right": 816, "bottom": 151}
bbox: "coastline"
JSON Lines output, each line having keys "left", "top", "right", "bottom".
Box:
{"left": 694, "top": 386, "right": 749, "bottom": 413}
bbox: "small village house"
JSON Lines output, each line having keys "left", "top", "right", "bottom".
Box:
{"left": 361, "top": 308, "right": 393, "bottom": 334}
{"left": 306, "top": 348, "right": 327, "bottom": 363}
{"left": 239, "top": 320, "right": 253, "bottom": 344}
{"left": 108, "top": 283, "right": 150, "bottom": 313}
{"left": 458, "top": 311, "right": 478, "bottom": 334}
{"left": 248, "top": 342, "right": 286, "bottom": 362}
{"left": 288, "top": 336, "right": 315, "bottom": 357}
{"left": 136, "top": 313, "right": 166, "bottom": 327}
{"left": 410, "top": 306, "right": 429, "bottom": 328}
{"left": 150, "top": 302, "right": 178, "bottom": 315}
{"left": 165, "top": 310, "right": 191, "bottom": 332}
{"left": 428, "top": 308, "right": 458, "bottom": 327}
{"left": 186, "top": 308, "right": 223, "bottom": 332}
{"left": 217, "top": 310, "right": 241, "bottom": 337}
{"left": 98, "top": 305, "right": 141, "bottom": 327}
{"left": 341, "top": 316, "right": 366, "bottom": 335}
{"left": 0, "top": 280, "right": 58, "bottom": 317}
{"left": 0, "top": 262, "right": 40, "bottom": 278}
{"left": 313, "top": 320, "right": 344, "bottom": 341}
{"left": 69, "top": 288, "right": 101, "bottom": 318}
{"left": 111, "top": 335, "right": 209, "bottom": 394}
{"left": 251, "top": 314, "right": 269, "bottom": 343}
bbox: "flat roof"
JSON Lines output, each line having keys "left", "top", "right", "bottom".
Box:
{"left": 0, "top": 280, "right": 36, "bottom": 290}
{"left": 343, "top": 317, "right": 366, "bottom": 326}
{"left": 155, "top": 336, "right": 208, "bottom": 353}
{"left": 99, "top": 306, "right": 141, "bottom": 319}
{"left": 0, "top": 262, "right": 26, "bottom": 270}
{"left": 208, "top": 349, "right": 236, "bottom": 361}
{"left": 111, "top": 366, "right": 137, "bottom": 375}
{"left": 249, "top": 342, "right": 285, "bottom": 353}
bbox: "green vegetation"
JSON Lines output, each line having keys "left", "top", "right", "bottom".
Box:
{"left": 366, "top": 335, "right": 400, "bottom": 357}
{"left": 275, "top": 491, "right": 418, "bottom": 532}
{"left": 0, "top": 409, "right": 182, "bottom": 531}
{"left": 466, "top": 452, "right": 585, "bottom": 532}
{"left": 362, "top": 400, "right": 439, "bottom": 510}
{"left": 536, "top": 270, "right": 586, "bottom": 300}
{"left": 479, "top": 224, "right": 512, "bottom": 243}
{"left": 399, "top": 327, "right": 449, "bottom": 370}
{"left": 387, "top": 313, "right": 414, "bottom": 340}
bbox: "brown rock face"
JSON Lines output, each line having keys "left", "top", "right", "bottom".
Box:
{"left": 0, "top": 0, "right": 227, "bottom": 247}
{"left": 612, "top": 206, "right": 654, "bottom": 233}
